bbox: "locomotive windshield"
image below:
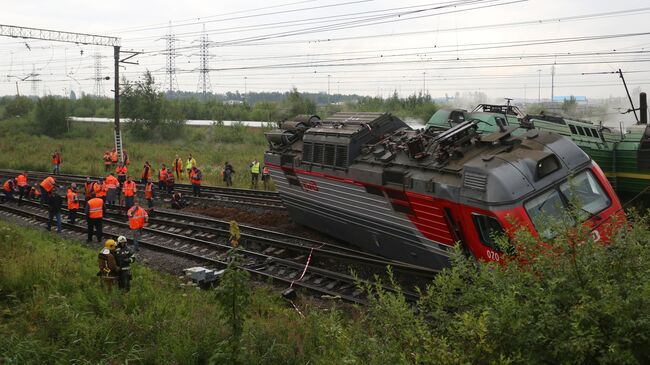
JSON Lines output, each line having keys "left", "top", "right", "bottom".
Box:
{"left": 524, "top": 170, "right": 611, "bottom": 237}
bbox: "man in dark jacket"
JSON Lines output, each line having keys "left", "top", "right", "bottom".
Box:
{"left": 223, "top": 162, "right": 235, "bottom": 187}
{"left": 114, "top": 236, "right": 136, "bottom": 292}
{"left": 46, "top": 187, "right": 63, "bottom": 233}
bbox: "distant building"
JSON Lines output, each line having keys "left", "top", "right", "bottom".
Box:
{"left": 552, "top": 96, "right": 588, "bottom": 104}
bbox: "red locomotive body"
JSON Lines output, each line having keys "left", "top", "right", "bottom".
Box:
{"left": 264, "top": 113, "right": 623, "bottom": 269}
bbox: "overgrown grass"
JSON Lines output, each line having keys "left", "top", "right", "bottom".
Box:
{"left": 0, "top": 221, "right": 355, "bottom": 364}
{"left": 2, "top": 210, "right": 650, "bottom": 363}
{"left": 0, "top": 117, "right": 274, "bottom": 189}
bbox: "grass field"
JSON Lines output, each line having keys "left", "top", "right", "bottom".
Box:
{"left": 0, "top": 117, "right": 274, "bottom": 189}
{"left": 0, "top": 220, "right": 365, "bottom": 364}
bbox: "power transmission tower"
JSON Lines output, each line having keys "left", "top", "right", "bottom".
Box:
{"left": 163, "top": 21, "right": 178, "bottom": 93}
{"left": 93, "top": 51, "right": 104, "bottom": 96}
{"left": 197, "top": 24, "right": 212, "bottom": 98}
{"left": 551, "top": 64, "right": 556, "bottom": 103}
{"left": 26, "top": 64, "right": 41, "bottom": 96}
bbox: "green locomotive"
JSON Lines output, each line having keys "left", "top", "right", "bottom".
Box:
{"left": 426, "top": 94, "right": 650, "bottom": 196}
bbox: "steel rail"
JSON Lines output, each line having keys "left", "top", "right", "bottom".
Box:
{"left": 0, "top": 169, "right": 284, "bottom": 209}
{"left": 0, "top": 200, "right": 425, "bottom": 303}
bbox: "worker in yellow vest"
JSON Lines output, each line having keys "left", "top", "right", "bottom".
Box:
{"left": 249, "top": 159, "right": 260, "bottom": 189}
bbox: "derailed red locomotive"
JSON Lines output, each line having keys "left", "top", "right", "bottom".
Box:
{"left": 264, "top": 112, "right": 624, "bottom": 269}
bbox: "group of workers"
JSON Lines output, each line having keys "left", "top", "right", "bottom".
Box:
{"left": 3, "top": 172, "right": 143, "bottom": 292}
{"left": 2, "top": 150, "right": 274, "bottom": 288}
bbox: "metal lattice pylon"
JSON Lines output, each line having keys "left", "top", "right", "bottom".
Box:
{"left": 93, "top": 51, "right": 104, "bottom": 96}
{"left": 197, "top": 24, "right": 212, "bottom": 98}
{"left": 163, "top": 21, "right": 178, "bottom": 92}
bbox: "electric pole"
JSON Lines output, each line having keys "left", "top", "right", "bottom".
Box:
{"left": 537, "top": 69, "right": 541, "bottom": 103}
{"left": 0, "top": 24, "right": 133, "bottom": 163}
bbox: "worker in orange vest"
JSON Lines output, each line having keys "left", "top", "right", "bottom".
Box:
{"left": 122, "top": 176, "right": 137, "bottom": 210}
{"left": 115, "top": 163, "right": 127, "bottom": 201}
{"left": 110, "top": 148, "right": 118, "bottom": 167}
{"left": 141, "top": 161, "right": 152, "bottom": 184}
{"left": 144, "top": 181, "right": 155, "bottom": 209}
{"left": 262, "top": 165, "right": 271, "bottom": 190}
{"left": 84, "top": 177, "right": 94, "bottom": 201}
{"left": 51, "top": 150, "right": 62, "bottom": 175}
{"left": 93, "top": 179, "right": 107, "bottom": 202}
{"left": 67, "top": 183, "right": 80, "bottom": 224}
{"left": 103, "top": 151, "right": 112, "bottom": 172}
{"left": 2, "top": 178, "right": 15, "bottom": 203}
{"left": 85, "top": 196, "right": 104, "bottom": 243}
{"left": 190, "top": 165, "right": 202, "bottom": 197}
{"left": 39, "top": 176, "right": 57, "bottom": 206}
{"left": 127, "top": 200, "right": 148, "bottom": 251}
{"left": 105, "top": 173, "right": 119, "bottom": 205}
{"left": 16, "top": 171, "right": 28, "bottom": 205}
{"left": 173, "top": 154, "right": 183, "bottom": 181}
{"left": 158, "top": 164, "right": 168, "bottom": 190}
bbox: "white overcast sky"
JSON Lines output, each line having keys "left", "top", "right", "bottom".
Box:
{"left": 1, "top": 0, "right": 649, "bottom": 101}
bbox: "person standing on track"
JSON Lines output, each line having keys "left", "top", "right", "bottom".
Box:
{"left": 173, "top": 154, "right": 183, "bottom": 181}
{"left": 186, "top": 154, "right": 196, "bottom": 180}
{"left": 123, "top": 176, "right": 137, "bottom": 210}
{"left": 249, "top": 159, "right": 260, "bottom": 189}
{"left": 84, "top": 177, "right": 94, "bottom": 201}
{"left": 157, "top": 164, "right": 168, "bottom": 190}
{"left": 85, "top": 196, "right": 104, "bottom": 243}
{"left": 166, "top": 170, "right": 175, "bottom": 193}
{"left": 127, "top": 200, "right": 148, "bottom": 251}
{"left": 141, "top": 161, "right": 152, "bottom": 185}
{"left": 16, "top": 171, "right": 28, "bottom": 206}
{"left": 144, "top": 180, "right": 154, "bottom": 209}
{"left": 190, "top": 165, "right": 202, "bottom": 197}
{"left": 51, "top": 150, "right": 62, "bottom": 175}
{"left": 115, "top": 162, "right": 127, "bottom": 202}
{"left": 67, "top": 183, "right": 80, "bottom": 225}
{"left": 93, "top": 179, "right": 106, "bottom": 207}
{"left": 46, "top": 187, "right": 63, "bottom": 233}
{"left": 105, "top": 173, "right": 119, "bottom": 205}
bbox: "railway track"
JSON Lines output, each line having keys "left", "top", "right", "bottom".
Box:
{"left": 0, "top": 169, "right": 284, "bottom": 210}
{"left": 0, "top": 199, "right": 438, "bottom": 304}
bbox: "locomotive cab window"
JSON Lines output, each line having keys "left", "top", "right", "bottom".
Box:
{"left": 472, "top": 214, "right": 505, "bottom": 251}
{"left": 525, "top": 169, "right": 611, "bottom": 238}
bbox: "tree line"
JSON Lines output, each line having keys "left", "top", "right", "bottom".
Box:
{"left": 0, "top": 71, "right": 438, "bottom": 139}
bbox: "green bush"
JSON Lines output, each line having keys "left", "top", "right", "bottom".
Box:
{"left": 1, "top": 209, "right": 650, "bottom": 364}
{"left": 33, "top": 96, "right": 69, "bottom": 137}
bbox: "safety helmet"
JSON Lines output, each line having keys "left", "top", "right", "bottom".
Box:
{"left": 71, "top": 183, "right": 77, "bottom": 189}
{"left": 104, "top": 239, "right": 117, "bottom": 250}
{"left": 117, "top": 236, "right": 127, "bottom": 244}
